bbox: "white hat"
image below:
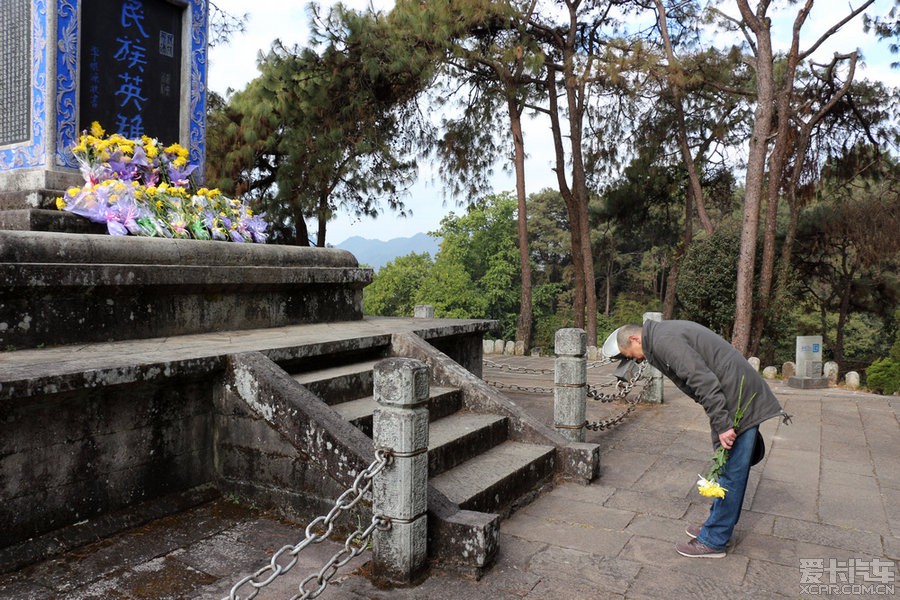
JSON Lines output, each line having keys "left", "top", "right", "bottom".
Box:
{"left": 602, "top": 327, "right": 623, "bottom": 359}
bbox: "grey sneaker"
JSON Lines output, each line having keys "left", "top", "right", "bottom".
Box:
{"left": 685, "top": 524, "right": 701, "bottom": 539}
{"left": 675, "top": 538, "right": 726, "bottom": 559}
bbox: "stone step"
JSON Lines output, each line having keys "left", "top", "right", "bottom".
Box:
{"left": 430, "top": 441, "right": 556, "bottom": 514}
{"left": 291, "top": 359, "right": 380, "bottom": 405}
{"left": 427, "top": 412, "right": 508, "bottom": 477}
{"left": 331, "top": 386, "right": 462, "bottom": 436}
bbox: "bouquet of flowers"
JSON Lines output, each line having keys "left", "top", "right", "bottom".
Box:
{"left": 696, "top": 376, "right": 756, "bottom": 499}
{"left": 56, "top": 122, "right": 267, "bottom": 243}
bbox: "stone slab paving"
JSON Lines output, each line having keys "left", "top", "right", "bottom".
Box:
{"left": 2, "top": 356, "right": 898, "bottom": 599}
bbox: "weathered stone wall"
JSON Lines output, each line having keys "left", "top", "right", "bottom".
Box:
{"left": 0, "top": 231, "right": 373, "bottom": 349}
{"left": 214, "top": 355, "right": 371, "bottom": 526}
{"left": 1, "top": 377, "right": 215, "bottom": 549}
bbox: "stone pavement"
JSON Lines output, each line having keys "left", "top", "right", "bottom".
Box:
{"left": 2, "top": 356, "right": 897, "bottom": 599}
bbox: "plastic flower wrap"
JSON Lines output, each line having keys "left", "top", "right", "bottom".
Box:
{"left": 57, "top": 122, "right": 266, "bottom": 242}
{"left": 697, "top": 376, "right": 756, "bottom": 499}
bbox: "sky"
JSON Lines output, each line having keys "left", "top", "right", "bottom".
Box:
{"left": 206, "top": 0, "right": 900, "bottom": 245}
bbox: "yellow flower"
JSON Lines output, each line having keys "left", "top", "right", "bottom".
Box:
{"left": 696, "top": 475, "right": 727, "bottom": 499}
{"left": 56, "top": 197, "right": 66, "bottom": 210}
{"left": 145, "top": 143, "right": 159, "bottom": 158}
{"left": 90, "top": 121, "right": 105, "bottom": 137}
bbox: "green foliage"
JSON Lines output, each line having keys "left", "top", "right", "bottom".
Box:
{"left": 533, "top": 310, "right": 574, "bottom": 351}
{"left": 866, "top": 358, "right": 900, "bottom": 395}
{"left": 417, "top": 247, "right": 488, "bottom": 319}
{"left": 363, "top": 252, "right": 433, "bottom": 317}
{"left": 675, "top": 226, "right": 741, "bottom": 336}
{"left": 204, "top": 3, "right": 440, "bottom": 245}
{"left": 864, "top": 309, "right": 900, "bottom": 394}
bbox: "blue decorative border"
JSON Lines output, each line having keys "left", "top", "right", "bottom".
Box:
{"left": 0, "top": 0, "right": 48, "bottom": 170}
{"left": 189, "top": 0, "right": 208, "bottom": 181}
{"left": 2, "top": 0, "right": 208, "bottom": 173}
{"left": 55, "top": 0, "right": 77, "bottom": 168}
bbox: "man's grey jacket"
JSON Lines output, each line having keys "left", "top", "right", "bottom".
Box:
{"left": 641, "top": 320, "right": 788, "bottom": 446}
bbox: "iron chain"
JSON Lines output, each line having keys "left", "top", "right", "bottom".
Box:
{"left": 483, "top": 359, "right": 554, "bottom": 375}
{"left": 223, "top": 449, "right": 392, "bottom": 600}
{"left": 585, "top": 362, "right": 648, "bottom": 431}
{"left": 587, "top": 361, "right": 648, "bottom": 402}
{"left": 484, "top": 357, "right": 649, "bottom": 432}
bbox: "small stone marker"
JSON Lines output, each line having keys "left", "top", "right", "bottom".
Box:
{"left": 748, "top": 357, "right": 761, "bottom": 372}
{"left": 762, "top": 366, "right": 777, "bottom": 379}
{"left": 824, "top": 361, "right": 839, "bottom": 386}
{"left": 413, "top": 304, "right": 434, "bottom": 318}
{"left": 788, "top": 335, "right": 828, "bottom": 389}
{"left": 782, "top": 362, "right": 796, "bottom": 379}
{"left": 845, "top": 371, "right": 860, "bottom": 390}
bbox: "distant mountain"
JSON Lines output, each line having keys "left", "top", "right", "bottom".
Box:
{"left": 335, "top": 233, "right": 441, "bottom": 271}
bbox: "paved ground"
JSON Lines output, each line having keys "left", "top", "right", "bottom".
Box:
{"left": 2, "top": 356, "right": 897, "bottom": 599}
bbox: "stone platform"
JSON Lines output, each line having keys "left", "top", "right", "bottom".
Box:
{"left": 2, "top": 355, "right": 896, "bottom": 599}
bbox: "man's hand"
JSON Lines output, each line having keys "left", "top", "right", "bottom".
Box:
{"left": 719, "top": 427, "right": 736, "bottom": 450}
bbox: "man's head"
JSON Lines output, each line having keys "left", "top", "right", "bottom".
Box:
{"left": 602, "top": 323, "right": 644, "bottom": 360}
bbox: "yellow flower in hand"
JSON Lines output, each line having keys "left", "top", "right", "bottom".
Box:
{"left": 696, "top": 475, "right": 727, "bottom": 499}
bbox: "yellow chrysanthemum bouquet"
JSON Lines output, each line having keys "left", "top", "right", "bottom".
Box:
{"left": 697, "top": 376, "right": 756, "bottom": 499}
{"left": 56, "top": 122, "right": 267, "bottom": 242}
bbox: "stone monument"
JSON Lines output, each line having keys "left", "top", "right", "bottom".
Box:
{"left": 788, "top": 335, "right": 829, "bottom": 389}
{"left": 0, "top": 0, "right": 209, "bottom": 232}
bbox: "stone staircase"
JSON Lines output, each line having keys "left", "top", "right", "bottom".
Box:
{"left": 289, "top": 354, "right": 557, "bottom": 518}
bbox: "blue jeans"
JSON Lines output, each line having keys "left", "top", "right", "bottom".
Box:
{"left": 698, "top": 425, "right": 759, "bottom": 551}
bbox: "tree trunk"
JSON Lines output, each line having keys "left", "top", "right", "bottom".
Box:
{"left": 732, "top": 1, "right": 776, "bottom": 355}
{"left": 546, "top": 68, "right": 586, "bottom": 329}
{"left": 293, "top": 202, "right": 310, "bottom": 246}
{"left": 563, "top": 47, "right": 597, "bottom": 344}
{"left": 654, "top": 0, "right": 713, "bottom": 236}
{"left": 508, "top": 95, "right": 533, "bottom": 350}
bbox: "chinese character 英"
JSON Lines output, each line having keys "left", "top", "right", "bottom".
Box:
{"left": 115, "top": 73, "right": 147, "bottom": 111}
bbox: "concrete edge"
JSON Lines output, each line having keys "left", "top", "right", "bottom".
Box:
{"left": 0, "top": 230, "right": 362, "bottom": 268}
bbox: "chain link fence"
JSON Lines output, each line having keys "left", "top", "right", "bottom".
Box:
{"left": 222, "top": 450, "right": 392, "bottom": 600}
{"left": 483, "top": 357, "right": 649, "bottom": 433}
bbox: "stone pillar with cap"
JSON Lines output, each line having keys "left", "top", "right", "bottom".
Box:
{"left": 554, "top": 328, "right": 587, "bottom": 442}
{"left": 642, "top": 312, "right": 664, "bottom": 404}
{"left": 372, "top": 358, "right": 429, "bottom": 583}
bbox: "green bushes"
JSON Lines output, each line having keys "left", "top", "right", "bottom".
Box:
{"left": 866, "top": 333, "right": 900, "bottom": 395}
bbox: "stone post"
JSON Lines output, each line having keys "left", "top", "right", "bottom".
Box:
{"left": 824, "top": 361, "right": 839, "bottom": 386}
{"left": 845, "top": 371, "right": 860, "bottom": 390}
{"left": 783, "top": 362, "right": 796, "bottom": 379}
{"left": 372, "top": 358, "right": 429, "bottom": 583}
{"left": 554, "top": 328, "right": 587, "bottom": 442}
{"left": 642, "top": 312, "right": 664, "bottom": 404}
{"left": 414, "top": 304, "right": 434, "bottom": 318}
